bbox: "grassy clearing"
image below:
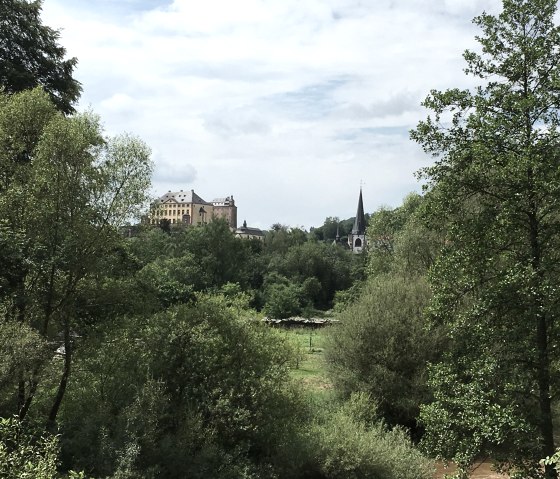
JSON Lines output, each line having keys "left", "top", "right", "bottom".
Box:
{"left": 282, "top": 327, "right": 334, "bottom": 399}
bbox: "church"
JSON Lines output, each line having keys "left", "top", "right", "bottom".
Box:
{"left": 347, "top": 188, "right": 367, "bottom": 253}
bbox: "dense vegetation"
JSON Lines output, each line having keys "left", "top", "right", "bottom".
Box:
{"left": 126, "top": 218, "right": 363, "bottom": 317}
{"left": 0, "top": 85, "right": 429, "bottom": 478}
{"left": 0, "top": 0, "right": 81, "bottom": 113}
{"left": 3, "top": 0, "right": 560, "bottom": 478}
{"left": 326, "top": 1, "right": 560, "bottom": 478}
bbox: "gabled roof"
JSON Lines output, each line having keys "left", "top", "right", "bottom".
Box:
{"left": 158, "top": 189, "right": 210, "bottom": 205}
{"left": 351, "top": 188, "right": 366, "bottom": 235}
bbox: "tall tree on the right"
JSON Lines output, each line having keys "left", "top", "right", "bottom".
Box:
{"left": 411, "top": 1, "right": 560, "bottom": 477}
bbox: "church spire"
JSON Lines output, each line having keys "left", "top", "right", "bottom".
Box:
{"left": 348, "top": 187, "right": 367, "bottom": 253}
{"left": 352, "top": 188, "right": 366, "bottom": 235}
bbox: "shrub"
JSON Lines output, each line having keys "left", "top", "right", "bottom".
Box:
{"left": 60, "top": 295, "right": 308, "bottom": 477}
{"left": 325, "top": 275, "right": 441, "bottom": 430}
{"left": 311, "top": 394, "right": 433, "bottom": 479}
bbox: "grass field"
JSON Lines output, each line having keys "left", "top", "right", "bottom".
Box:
{"left": 283, "top": 327, "right": 334, "bottom": 399}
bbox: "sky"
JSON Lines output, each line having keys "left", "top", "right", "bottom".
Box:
{"left": 41, "top": 0, "right": 503, "bottom": 230}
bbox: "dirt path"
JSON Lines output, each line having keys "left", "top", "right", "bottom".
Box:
{"left": 435, "top": 461, "right": 508, "bottom": 478}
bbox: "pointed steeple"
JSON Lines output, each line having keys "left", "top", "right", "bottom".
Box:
{"left": 332, "top": 223, "right": 341, "bottom": 246}
{"left": 352, "top": 188, "right": 366, "bottom": 235}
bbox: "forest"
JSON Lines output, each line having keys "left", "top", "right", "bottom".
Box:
{"left": 2, "top": 0, "right": 560, "bottom": 478}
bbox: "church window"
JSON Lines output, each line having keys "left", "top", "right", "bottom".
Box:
{"left": 355, "top": 238, "right": 362, "bottom": 248}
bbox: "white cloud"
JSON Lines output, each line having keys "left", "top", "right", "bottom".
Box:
{"left": 41, "top": 0, "right": 503, "bottom": 228}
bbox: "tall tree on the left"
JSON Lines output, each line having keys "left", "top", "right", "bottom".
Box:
{"left": 0, "top": 88, "right": 152, "bottom": 429}
{"left": 0, "top": 0, "right": 81, "bottom": 114}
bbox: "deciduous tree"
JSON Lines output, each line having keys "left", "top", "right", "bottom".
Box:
{"left": 0, "top": 0, "right": 81, "bottom": 113}
{"left": 411, "top": 0, "right": 560, "bottom": 475}
{"left": 0, "top": 89, "right": 152, "bottom": 428}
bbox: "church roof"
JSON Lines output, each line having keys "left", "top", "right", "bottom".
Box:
{"left": 352, "top": 188, "right": 366, "bottom": 235}
{"left": 158, "top": 189, "right": 210, "bottom": 205}
{"left": 236, "top": 220, "right": 264, "bottom": 237}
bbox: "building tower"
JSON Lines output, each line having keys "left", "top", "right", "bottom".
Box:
{"left": 348, "top": 188, "right": 366, "bottom": 253}
{"left": 211, "top": 195, "right": 237, "bottom": 229}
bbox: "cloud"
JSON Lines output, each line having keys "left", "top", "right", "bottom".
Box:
{"left": 336, "top": 91, "right": 423, "bottom": 120}
{"left": 41, "top": 0, "right": 504, "bottom": 228}
{"left": 153, "top": 156, "right": 198, "bottom": 185}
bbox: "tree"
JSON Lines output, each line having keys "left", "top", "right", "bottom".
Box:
{"left": 0, "top": 89, "right": 152, "bottom": 428}
{"left": 0, "top": 0, "right": 81, "bottom": 114}
{"left": 366, "top": 193, "right": 431, "bottom": 276}
{"left": 0, "top": 417, "right": 59, "bottom": 478}
{"left": 411, "top": 0, "right": 560, "bottom": 475}
{"left": 325, "top": 275, "right": 438, "bottom": 432}
{"left": 59, "top": 296, "right": 308, "bottom": 478}
{"left": 267, "top": 241, "right": 354, "bottom": 309}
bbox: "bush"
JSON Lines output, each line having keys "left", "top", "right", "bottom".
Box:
{"left": 311, "top": 394, "right": 433, "bottom": 479}
{"left": 263, "top": 281, "right": 303, "bottom": 318}
{"left": 0, "top": 417, "right": 59, "bottom": 478}
{"left": 60, "top": 295, "right": 309, "bottom": 478}
{"left": 0, "top": 416, "right": 85, "bottom": 478}
{"left": 325, "top": 275, "right": 441, "bottom": 431}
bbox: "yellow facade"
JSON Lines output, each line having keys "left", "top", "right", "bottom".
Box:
{"left": 149, "top": 190, "right": 213, "bottom": 226}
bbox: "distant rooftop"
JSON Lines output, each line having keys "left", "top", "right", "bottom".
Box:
{"left": 158, "top": 189, "right": 210, "bottom": 205}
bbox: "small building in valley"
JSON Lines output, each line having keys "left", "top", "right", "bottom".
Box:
{"left": 235, "top": 220, "right": 265, "bottom": 240}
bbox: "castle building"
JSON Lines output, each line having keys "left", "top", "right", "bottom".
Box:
{"left": 211, "top": 196, "right": 237, "bottom": 228}
{"left": 149, "top": 189, "right": 236, "bottom": 228}
{"left": 348, "top": 188, "right": 367, "bottom": 253}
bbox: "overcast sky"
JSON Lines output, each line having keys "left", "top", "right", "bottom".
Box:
{"left": 41, "top": 0, "right": 503, "bottom": 229}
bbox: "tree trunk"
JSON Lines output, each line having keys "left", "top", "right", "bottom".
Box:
{"left": 46, "top": 316, "right": 71, "bottom": 432}
{"left": 528, "top": 210, "right": 556, "bottom": 477}
{"left": 536, "top": 314, "right": 555, "bottom": 478}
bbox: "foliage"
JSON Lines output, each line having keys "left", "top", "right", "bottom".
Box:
{"left": 0, "top": 88, "right": 152, "bottom": 427}
{"left": 310, "top": 393, "right": 433, "bottom": 479}
{"left": 261, "top": 240, "right": 357, "bottom": 316}
{"left": 263, "top": 225, "right": 308, "bottom": 254}
{"left": 410, "top": 0, "right": 560, "bottom": 475}
{"left": 262, "top": 280, "right": 304, "bottom": 319}
{"left": 0, "top": 0, "right": 81, "bottom": 113}
{"left": 0, "top": 322, "right": 50, "bottom": 415}
{"left": 541, "top": 449, "right": 560, "bottom": 474}
{"left": 59, "top": 295, "right": 309, "bottom": 478}
{"left": 130, "top": 220, "right": 255, "bottom": 293}
{"left": 367, "top": 193, "right": 441, "bottom": 277}
{"left": 326, "top": 193, "right": 443, "bottom": 432}
{"left": 0, "top": 416, "right": 59, "bottom": 478}
{"left": 0, "top": 416, "right": 88, "bottom": 478}
{"left": 129, "top": 221, "right": 358, "bottom": 317}
{"left": 311, "top": 214, "right": 371, "bottom": 242}
{"left": 325, "top": 275, "right": 438, "bottom": 431}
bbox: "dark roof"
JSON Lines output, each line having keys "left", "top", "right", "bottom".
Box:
{"left": 158, "top": 189, "right": 210, "bottom": 205}
{"left": 237, "top": 227, "right": 264, "bottom": 236}
{"left": 352, "top": 188, "right": 366, "bottom": 235}
{"left": 236, "top": 221, "right": 264, "bottom": 236}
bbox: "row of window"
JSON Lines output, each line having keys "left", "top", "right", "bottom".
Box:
{"left": 150, "top": 218, "right": 190, "bottom": 225}
{"left": 154, "top": 209, "right": 189, "bottom": 217}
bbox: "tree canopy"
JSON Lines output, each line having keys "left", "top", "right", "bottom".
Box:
{"left": 411, "top": 0, "right": 560, "bottom": 476}
{"left": 0, "top": 88, "right": 152, "bottom": 429}
{"left": 0, "top": 0, "right": 81, "bottom": 113}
